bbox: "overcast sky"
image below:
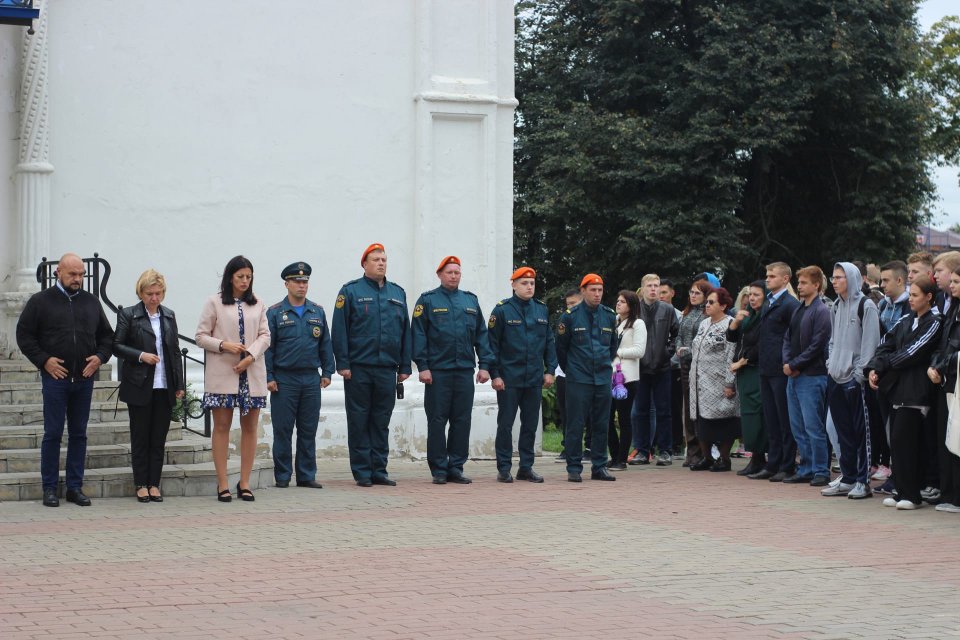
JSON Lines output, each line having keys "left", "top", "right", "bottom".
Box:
{"left": 918, "top": 0, "right": 960, "bottom": 229}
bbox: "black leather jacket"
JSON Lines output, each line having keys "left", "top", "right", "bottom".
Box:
{"left": 112, "top": 302, "right": 184, "bottom": 406}
{"left": 638, "top": 300, "right": 679, "bottom": 374}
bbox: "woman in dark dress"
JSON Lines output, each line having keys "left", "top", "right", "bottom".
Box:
{"left": 727, "top": 280, "right": 766, "bottom": 476}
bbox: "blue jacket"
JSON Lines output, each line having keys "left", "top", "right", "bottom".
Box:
{"left": 487, "top": 294, "right": 558, "bottom": 387}
{"left": 331, "top": 276, "right": 412, "bottom": 374}
{"left": 758, "top": 290, "right": 800, "bottom": 377}
{"left": 555, "top": 301, "right": 619, "bottom": 385}
{"left": 411, "top": 286, "right": 493, "bottom": 371}
{"left": 265, "top": 298, "right": 335, "bottom": 382}
{"left": 782, "top": 296, "right": 832, "bottom": 376}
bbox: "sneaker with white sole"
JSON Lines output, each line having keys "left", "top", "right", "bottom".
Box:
{"left": 875, "top": 479, "right": 896, "bottom": 495}
{"left": 882, "top": 497, "right": 898, "bottom": 507}
{"left": 847, "top": 482, "right": 872, "bottom": 499}
{"left": 827, "top": 476, "right": 843, "bottom": 489}
{"left": 934, "top": 503, "right": 960, "bottom": 513}
{"left": 821, "top": 482, "right": 853, "bottom": 496}
{"left": 896, "top": 499, "right": 920, "bottom": 510}
{"left": 870, "top": 465, "right": 891, "bottom": 481}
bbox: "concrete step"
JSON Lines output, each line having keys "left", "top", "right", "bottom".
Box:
{"left": 0, "top": 400, "right": 129, "bottom": 426}
{"left": 0, "top": 421, "right": 183, "bottom": 449}
{"left": 0, "top": 380, "right": 120, "bottom": 405}
{"left": 0, "top": 434, "right": 212, "bottom": 472}
{"left": 0, "top": 360, "right": 113, "bottom": 383}
{"left": 0, "top": 458, "right": 275, "bottom": 501}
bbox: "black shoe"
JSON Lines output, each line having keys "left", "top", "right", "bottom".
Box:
{"left": 447, "top": 474, "right": 473, "bottom": 484}
{"left": 737, "top": 461, "right": 762, "bottom": 476}
{"left": 497, "top": 471, "right": 514, "bottom": 483}
{"left": 217, "top": 487, "right": 232, "bottom": 502}
{"left": 782, "top": 473, "right": 814, "bottom": 484}
{"left": 65, "top": 489, "right": 91, "bottom": 506}
{"left": 275, "top": 480, "right": 290, "bottom": 488}
{"left": 690, "top": 457, "right": 714, "bottom": 471}
{"left": 809, "top": 475, "right": 830, "bottom": 487}
{"left": 297, "top": 480, "right": 324, "bottom": 489}
{"left": 748, "top": 469, "right": 775, "bottom": 480}
{"left": 567, "top": 472, "right": 582, "bottom": 483}
{"left": 590, "top": 468, "right": 616, "bottom": 481}
{"left": 607, "top": 462, "right": 627, "bottom": 471}
{"left": 516, "top": 469, "right": 544, "bottom": 483}
{"left": 236, "top": 483, "right": 255, "bottom": 501}
{"left": 709, "top": 459, "right": 732, "bottom": 472}
{"left": 628, "top": 456, "right": 650, "bottom": 466}
{"left": 136, "top": 485, "right": 150, "bottom": 503}
{"left": 148, "top": 486, "right": 163, "bottom": 503}
{"left": 356, "top": 478, "right": 373, "bottom": 487}
{"left": 42, "top": 488, "right": 59, "bottom": 507}
{"left": 768, "top": 471, "right": 788, "bottom": 482}
{"left": 372, "top": 477, "right": 397, "bottom": 486}
{"left": 432, "top": 476, "right": 447, "bottom": 485}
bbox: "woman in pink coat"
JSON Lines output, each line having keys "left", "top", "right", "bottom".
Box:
{"left": 196, "top": 256, "right": 270, "bottom": 502}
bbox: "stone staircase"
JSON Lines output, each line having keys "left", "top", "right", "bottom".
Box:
{"left": 0, "top": 360, "right": 273, "bottom": 501}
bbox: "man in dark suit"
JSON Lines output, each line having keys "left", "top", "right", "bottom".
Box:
{"left": 749, "top": 261, "right": 801, "bottom": 481}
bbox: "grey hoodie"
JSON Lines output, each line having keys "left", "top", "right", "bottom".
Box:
{"left": 827, "top": 262, "right": 881, "bottom": 384}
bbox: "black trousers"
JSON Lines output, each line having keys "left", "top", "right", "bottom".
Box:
{"left": 865, "top": 385, "right": 890, "bottom": 467}
{"left": 890, "top": 406, "right": 925, "bottom": 504}
{"left": 760, "top": 374, "right": 797, "bottom": 474}
{"left": 128, "top": 389, "right": 173, "bottom": 487}
{"left": 609, "top": 380, "right": 639, "bottom": 464}
{"left": 936, "top": 392, "right": 960, "bottom": 506}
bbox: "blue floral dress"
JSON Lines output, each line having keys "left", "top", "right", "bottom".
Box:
{"left": 202, "top": 299, "right": 267, "bottom": 416}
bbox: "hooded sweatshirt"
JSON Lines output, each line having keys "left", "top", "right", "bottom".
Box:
{"left": 827, "top": 262, "right": 881, "bottom": 384}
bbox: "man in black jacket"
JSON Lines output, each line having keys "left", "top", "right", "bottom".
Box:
{"left": 16, "top": 253, "right": 114, "bottom": 507}
{"left": 749, "top": 261, "right": 801, "bottom": 481}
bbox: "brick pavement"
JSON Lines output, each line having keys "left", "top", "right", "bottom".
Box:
{"left": 1, "top": 457, "right": 959, "bottom": 639}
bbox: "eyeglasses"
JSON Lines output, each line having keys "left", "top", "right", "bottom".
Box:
{"left": 704, "top": 300, "right": 717, "bottom": 305}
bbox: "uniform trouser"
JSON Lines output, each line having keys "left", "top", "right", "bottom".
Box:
{"left": 737, "top": 366, "right": 767, "bottom": 455}
{"left": 760, "top": 374, "right": 797, "bottom": 474}
{"left": 564, "top": 381, "right": 610, "bottom": 474}
{"left": 786, "top": 375, "right": 829, "bottom": 477}
{"left": 557, "top": 376, "right": 589, "bottom": 453}
{"left": 344, "top": 365, "right": 397, "bottom": 481}
{"left": 270, "top": 369, "right": 321, "bottom": 483}
{"left": 128, "top": 389, "right": 173, "bottom": 487}
{"left": 41, "top": 377, "right": 94, "bottom": 491}
{"left": 935, "top": 391, "right": 960, "bottom": 506}
{"left": 828, "top": 378, "right": 870, "bottom": 485}
{"left": 890, "top": 407, "right": 925, "bottom": 504}
{"left": 495, "top": 385, "right": 543, "bottom": 473}
{"left": 608, "top": 380, "right": 638, "bottom": 464}
{"left": 425, "top": 369, "right": 474, "bottom": 477}
{"left": 631, "top": 371, "right": 672, "bottom": 457}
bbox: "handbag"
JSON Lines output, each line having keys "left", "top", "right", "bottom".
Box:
{"left": 947, "top": 357, "right": 960, "bottom": 457}
{"left": 612, "top": 363, "right": 628, "bottom": 400}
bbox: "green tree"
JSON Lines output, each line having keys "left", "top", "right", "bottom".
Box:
{"left": 918, "top": 16, "right": 960, "bottom": 170}
{"left": 515, "top": 0, "right": 935, "bottom": 304}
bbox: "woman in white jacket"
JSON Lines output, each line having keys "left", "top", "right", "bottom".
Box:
{"left": 608, "top": 290, "right": 647, "bottom": 470}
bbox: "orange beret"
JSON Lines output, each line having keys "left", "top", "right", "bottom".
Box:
{"left": 436, "top": 255, "right": 461, "bottom": 273}
{"left": 580, "top": 273, "right": 603, "bottom": 288}
{"left": 361, "top": 243, "right": 385, "bottom": 265}
{"left": 511, "top": 267, "right": 536, "bottom": 281}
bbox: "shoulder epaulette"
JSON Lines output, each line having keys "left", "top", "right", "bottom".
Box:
{"left": 345, "top": 278, "right": 361, "bottom": 286}
{"left": 390, "top": 281, "right": 406, "bottom": 292}
{"left": 600, "top": 304, "right": 615, "bottom": 314}
{"left": 497, "top": 298, "right": 510, "bottom": 306}
{"left": 462, "top": 290, "right": 479, "bottom": 299}
{"left": 532, "top": 298, "right": 546, "bottom": 306}
{"left": 269, "top": 302, "right": 284, "bottom": 310}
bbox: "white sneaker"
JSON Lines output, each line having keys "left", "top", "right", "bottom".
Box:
{"left": 821, "top": 482, "right": 853, "bottom": 496}
{"left": 882, "top": 497, "right": 898, "bottom": 507}
{"left": 934, "top": 503, "right": 960, "bottom": 513}
{"left": 847, "top": 482, "right": 873, "bottom": 499}
{"left": 827, "top": 476, "right": 842, "bottom": 489}
{"left": 896, "top": 499, "right": 920, "bottom": 510}
{"left": 870, "top": 465, "right": 891, "bottom": 481}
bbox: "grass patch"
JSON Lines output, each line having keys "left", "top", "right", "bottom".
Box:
{"left": 542, "top": 427, "right": 563, "bottom": 453}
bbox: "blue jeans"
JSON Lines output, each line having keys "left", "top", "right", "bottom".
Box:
{"left": 41, "top": 376, "right": 94, "bottom": 491}
{"left": 631, "top": 371, "right": 672, "bottom": 457}
{"left": 786, "top": 375, "right": 828, "bottom": 477}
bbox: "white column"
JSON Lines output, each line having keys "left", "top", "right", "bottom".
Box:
{"left": 12, "top": 0, "right": 52, "bottom": 293}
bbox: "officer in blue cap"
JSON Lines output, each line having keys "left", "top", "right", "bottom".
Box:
{"left": 488, "top": 267, "right": 558, "bottom": 483}
{"left": 412, "top": 256, "right": 494, "bottom": 484}
{"left": 265, "top": 261, "right": 335, "bottom": 488}
{"left": 332, "top": 243, "right": 412, "bottom": 487}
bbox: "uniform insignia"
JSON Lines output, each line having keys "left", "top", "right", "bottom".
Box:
{"left": 488, "top": 314, "right": 496, "bottom": 329}
{"left": 413, "top": 304, "right": 424, "bottom": 318}
{"left": 312, "top": 326, "right": 322, "bottom": 338}
{"left": 282, "top": 314, "right": 288, "bottom": 321}
{"left": 336, "top": 294, "right": 346, "bottom": 309}
{"left": 558, "top": 323, "right": 566, "bottom": 335}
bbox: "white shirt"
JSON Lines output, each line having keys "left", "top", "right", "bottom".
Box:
{"left": 148, "top": 311, "right": 167, "bottom": 390}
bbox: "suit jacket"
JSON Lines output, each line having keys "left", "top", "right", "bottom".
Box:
{"left": 195, "top": 294, "right": 271, "bottom": 396}
{"left": 758, "top": 291, "right": 800, "bottom": 377}
{"left": 113, "top": 302, "right": 185, "bottom": 406}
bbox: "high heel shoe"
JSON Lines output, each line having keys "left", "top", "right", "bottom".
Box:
{"left": 148, "top": 486, "right": 163, "bottom": 503}
{"left": 217, "top": 487, "right": 232, "bottom": 502}
{"left": 236, "top": 482, "right": 255, "bottom": 502}
{"left": 136, "top": 485, "right": 150, "bottom": 503}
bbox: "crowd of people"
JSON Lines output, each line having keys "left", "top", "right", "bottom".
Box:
{"left": 13, "top": 247, "right": 960, "bottom": 514}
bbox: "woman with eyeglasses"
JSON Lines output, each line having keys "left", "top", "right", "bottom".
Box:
{"left": 689, "top": 288, "right": 740, "bottom": 471}
{"left": 675, "top": 279, "right": 713, "bottom": 467}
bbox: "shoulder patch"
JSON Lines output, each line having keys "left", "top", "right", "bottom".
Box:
{"left": 488, "top": 314, "right": 496, "bottom": 329}
{"left": 557, "top": 322, "right": 566, "bottom": 335}
{"left": 413, "top": 304, "right": 424, "bottom": 318}
{"left": 335, "top": 294, "right": 346, "bottom": 309}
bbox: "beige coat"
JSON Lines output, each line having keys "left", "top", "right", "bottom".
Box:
{"left": 195, "top": 294, "right": 271, "bottom": 396}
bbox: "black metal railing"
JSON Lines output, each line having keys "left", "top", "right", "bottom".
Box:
{"left": 37, "top": 254, "right": 211, "bottom": 437}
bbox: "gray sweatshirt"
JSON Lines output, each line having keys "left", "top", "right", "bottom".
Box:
{"left": 827, "top": 262, "right": 881, "bottom": 384}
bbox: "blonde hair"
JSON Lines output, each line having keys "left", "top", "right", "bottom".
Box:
{"left": 734, "top": 286, "right": 750, "bottom": 312}
{"left": 135, "top": 269, "right": 167, "bottom": 299}
{"left": 796, "top": 265, "right": 825, "bottom": 293}
{"left": 765, "top": 261, "right": 792, "bottom": 278}
{"left": 640, "top": 273, "right": 660, "bottom": 287}
{"left": 933, "top": 251, "right": 960, "bottom": 273}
